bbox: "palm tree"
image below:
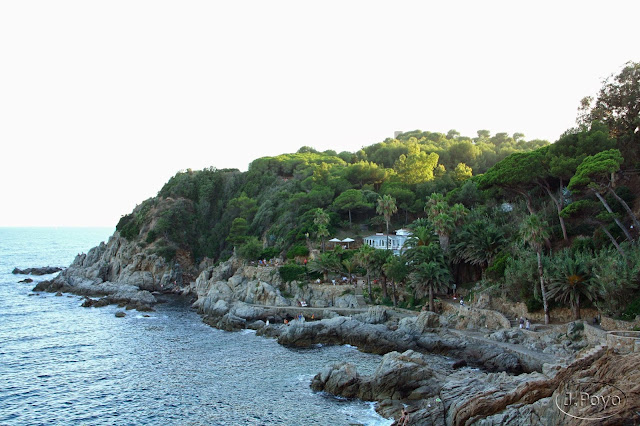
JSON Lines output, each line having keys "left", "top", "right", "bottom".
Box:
{"left": 314, "top": 208, "right": 330, "bottom": 253}
{"left": 424, "top": 194, "right": 468, "bottom": 252}
{"left": 354, "top": 244, "right": 376, "bottom": 302}
{"left": 547, "top": 249, "right": 596, "bottom": 320}
{"left": 406, "top": 242, "right": 451, "bottom": 311}
{"left": 405, "top": 224, "right": 437, "bottom": 250}
{"left": 520, "top": 214, "right": 551, "bottom": 324}
{"left": 342, "top": 258, "right": 356, "bottom": 285}
{"left": 452, "top": 220, "right": 506, "bottom": 276}
{"left": 384, "top": 254, "right": 408, "bottom": 307}
{"left": 308, "top": 252, "right": 340, "bottom": 283}
{"left": 377, "top": 195, "right": 397, "bottom": 250}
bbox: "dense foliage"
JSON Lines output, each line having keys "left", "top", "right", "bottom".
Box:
{"left": 115, "top": 62, "right": 640, "bottom": 321}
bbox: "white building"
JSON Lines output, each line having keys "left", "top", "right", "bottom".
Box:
{"left": 362, "top": 228, "right": 412, "bottom": 255}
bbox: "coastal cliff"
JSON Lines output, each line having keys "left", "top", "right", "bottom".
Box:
{"left": 33, "top": 231, "right": 184, "bottom": 307}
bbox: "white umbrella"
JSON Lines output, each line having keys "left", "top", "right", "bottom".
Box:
{"left": 341, "top": 237, "right": 355, "bottom": 248}
{"left": 328, "top": 238, "right": 342, "bottom": 242}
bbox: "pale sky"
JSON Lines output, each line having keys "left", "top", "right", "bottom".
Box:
{"left": 1, "top": 1, "right": 638, "bottom": 227}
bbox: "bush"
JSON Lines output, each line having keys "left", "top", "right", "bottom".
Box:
{"left": 153, "top": 243, "right": 177, "bottom": 262}
{"left": 237, "top": 237, "right": 262, "bottom": 261}
{"left": 286, "top": 244, "right": 309, "bottom": 259}
{"left": 259, "top": 247, "right": 281, "bottom": 260}
{"left": 278, "top": 264, "right": 306, "bottom": 283}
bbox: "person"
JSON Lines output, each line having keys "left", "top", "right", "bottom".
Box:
{"left": 397, "top": 408, "right": 409, "bottom": 426}
{"left": 519, "top": 317, "right": 524, "bottom": 329}
{"left": 460, "top": 299, "right": 464, "bottom": 306}
{"left": 284, "top": 319, "right": 289, "bottom": 325}
{"left": 525, "top": 318, "right": 530, "bottom": 330}
{"left": 265, "top": 319, "right": 270, "bottom": 326}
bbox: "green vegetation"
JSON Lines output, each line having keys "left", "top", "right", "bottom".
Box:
{"left": 115, "top": 62, "right": 640, "bottom": 322}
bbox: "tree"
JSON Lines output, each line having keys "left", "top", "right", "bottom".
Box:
{"left": 313, "top": 208, "right": 331, "bottom": 252}
{"left": 384, "top": 254, "right": 408, "bottom": 307}
{"left": 424, "top": 194, "right": 468, "bottom": 252}
{"left": 376, "top": 195, "right": 398, "bottom": 250}
{"left": 520, "top": 214, "right": 551, "bottom": 325}
{"left": 568, "top": 149, "right": 637, "bottom": 241}
{"left": 308, "top": 252, "right": 341, "bottom": 282}
{"left": 547, "top": 250, "right": 596, "bottom": 320}
{"left": 227, "top": 217, "right": 249, "bottom": 246}
{"left": 452, "top": 219, "right": 506, "bottom": 276}
{"left": 237, "top": 236, "right": 262, "bottom": 260}
{"left": 578, "top": 61, "right": 640, "bottom": 159}
{"left": 406, "top": 242, "right": 451, "bottom": 311}
{"left": 454, "top": 163, "right": 473, "bottom": 181}
{"left": 332, "top": 189, "right": 372, "bottom": 225}
{"left": 545, "top": 122, "right": 617, "bottom": 241}
{"left": 354, "top": 244, "right": 376, "bottom": 303}
{"left": 394, "top": 143, "right": 440, "bottom": 184}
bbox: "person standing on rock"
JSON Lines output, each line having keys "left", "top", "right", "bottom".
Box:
{"left": 519, "top": 317, "right": 524, "bottom": 329}
{"left": 525, "top": 318, "right": 530, "bottom": 330}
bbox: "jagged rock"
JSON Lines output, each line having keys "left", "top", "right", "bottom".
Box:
{"left": 312, "top": 350, "right": 450, "bottom": 403}
{"left": 231, "top": 302, "right": 266, "bottom": 321}
{"left": 55, "top": 292, "right": 63, "bottom": 296}
{"left": 18, "top": 278, "right": 33, "bottom": 283}
{"left": 399, "top": 311, "right": 441, "bottom": 334}
{"left": 13, "top": 266, "right": 62, "bottom": 275}
{"left": 354, "top": 306, "right": 388, "bottom": 324}
{"left": 217, "top": 313, "right": 246, "bottom": 332}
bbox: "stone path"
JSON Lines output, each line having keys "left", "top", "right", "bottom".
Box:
{"left": 449, "top": 328, "right": 559, "bottom": 367}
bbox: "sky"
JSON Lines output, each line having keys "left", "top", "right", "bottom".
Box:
{"left": 1, "top": 1, "right": 638, "bottom": 227}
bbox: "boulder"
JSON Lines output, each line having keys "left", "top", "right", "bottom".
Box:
{"left": 354, "top": 306, "right": 389, "bottom": 324}
{"left": 115, "top": 311, "right": 126, "bottom": 318}
{"left": 216, "top": 313, "right": 246, "bottom": 332}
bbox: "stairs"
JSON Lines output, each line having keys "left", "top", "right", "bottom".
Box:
{"left": 354, "top": 279, "right": 368, "bottom": 307}
{"left": 504, "top": 313, "right": 520, "bottom": 328}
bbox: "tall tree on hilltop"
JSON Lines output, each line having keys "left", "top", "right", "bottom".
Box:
{"left": 578, "top": 61, "right": 640, "bottom": 160}
{"left": 568, "top": 149, "right": 638, "bottom": 241}
{"left": 520, "top": 214, "right": 551, "bottom": 325}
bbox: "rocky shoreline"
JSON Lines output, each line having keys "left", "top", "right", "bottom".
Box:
{"left": 29, "top": 232, "right": 640, "bottom": 425}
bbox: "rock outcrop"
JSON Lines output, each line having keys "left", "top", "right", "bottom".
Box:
{"left": 191, "top": 260, "right": 359, "bottom": 315}
{"left": 31, "top": 231, "right": 185, "bottom": 305}
{"left": 13, "top": 266, "right": 62, "bottom": 275}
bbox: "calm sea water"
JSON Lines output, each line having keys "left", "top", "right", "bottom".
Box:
{"left": 0, "top": 228, "right": 391, "bottom": 425}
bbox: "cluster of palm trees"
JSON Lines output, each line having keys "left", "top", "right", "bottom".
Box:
{"left": 308, "top": 192, "right": 637, "bottom": 321}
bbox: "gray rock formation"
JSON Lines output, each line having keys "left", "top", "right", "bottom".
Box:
{"left": 13, "top": 266, "right": 62, "bottom": 275}
{"left": 30, "top": 232, "right": 184, "bottom": 305}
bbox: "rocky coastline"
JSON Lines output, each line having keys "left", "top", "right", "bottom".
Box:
{"left": 31, "top": 231, "right": 640, "bottom": 425}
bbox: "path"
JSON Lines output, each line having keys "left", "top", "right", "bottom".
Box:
{"left": 449, "top": 328, "right": 559, "bottom": 370}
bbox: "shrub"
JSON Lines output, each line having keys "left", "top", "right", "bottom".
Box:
{"left": 278, "top": 264, "right": 306, "bottom": 283}
{"left": 237, "top": 237, "right": 262, "bottom": 261}
{"left": 286, "top": 244, "right": 309, "bottom": 259}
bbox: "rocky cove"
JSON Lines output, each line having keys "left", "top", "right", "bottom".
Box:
{"left": 33, "top": 232, "right": 640, "bottom": 425}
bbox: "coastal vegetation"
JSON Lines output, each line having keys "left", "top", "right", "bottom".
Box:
{"left": 116, "top": 61, "right": 640, "bottom": 322}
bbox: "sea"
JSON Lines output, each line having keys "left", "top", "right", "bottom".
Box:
{"left": 0, "top": 227, "right": 392, "bottom": 426}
